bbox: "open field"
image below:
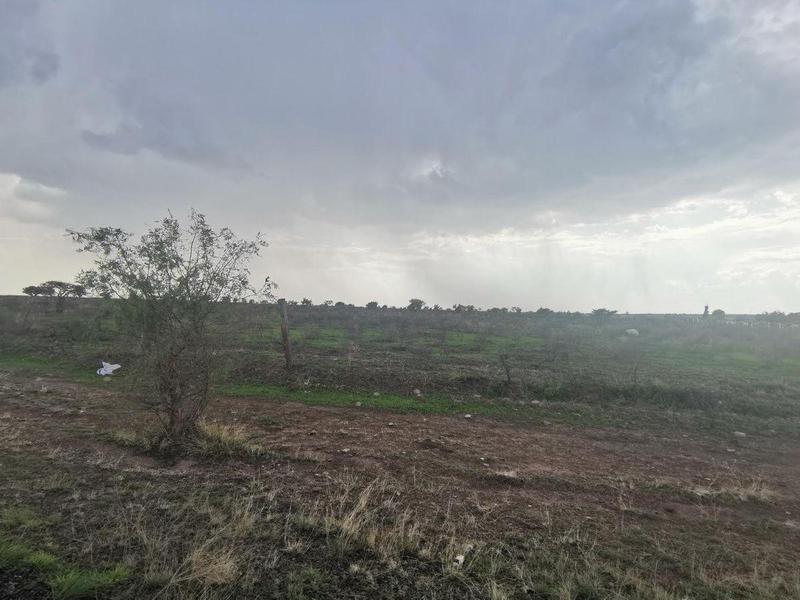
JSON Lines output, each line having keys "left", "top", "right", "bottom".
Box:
{"left": 1, "top": 296, "right": 799, "bottom": 598}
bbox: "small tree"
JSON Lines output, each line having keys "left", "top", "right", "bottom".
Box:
{"left": 592, "top": 308, "right": 617, "bottom": 317}
{"left": 300, "top": 298, "right": 313, "bottom": 307}
{"left": 366, "top": 301, "right": 379, "bottom": 309}
{"left": 70, "top": 211, "right": 271, "bottom": 445}
{"left": 407, "top": 298, "right": 426, "bottom": 311}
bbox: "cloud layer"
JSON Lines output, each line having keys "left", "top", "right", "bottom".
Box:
{"left": 1, "top": 0, "right": 799, "bottom": 311}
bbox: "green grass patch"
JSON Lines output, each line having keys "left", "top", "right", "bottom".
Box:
{"left": 0, "top": 353, "right": 102, "bottom": 384}
{"left": 217, "top": 383, "right": 512, "bottom": 418}
{"left": 49, "top": 565, "right": 130, "bottom": 600}
{"left": 0, "top": 535, "right": 128, "bottom": 599}
{"left": 216, "top": 381, "right": 800, "bottom": 436}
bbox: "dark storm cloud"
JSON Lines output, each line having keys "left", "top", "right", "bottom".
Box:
{"left": 4, "top": 0, "right": 799, "bottom": 220}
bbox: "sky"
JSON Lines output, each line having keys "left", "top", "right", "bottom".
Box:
{"left": 1, "top": 0, "right": 799, "bottom": 313}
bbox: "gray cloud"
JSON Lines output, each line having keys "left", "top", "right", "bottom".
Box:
{"left": 0, "top": 0, "right": 59, "bottom": 86}
{"left": 0, "top": 0, "right": 799, "bottom": 310}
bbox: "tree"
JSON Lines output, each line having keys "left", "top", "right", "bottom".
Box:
{"left": 592, "top": 308, "right": 617, "bottom": 317}
{"left": 22, "top": 281, "right": 84, "bottom": 309}
{"left": 712, "top": 308, "right": 725, "bottom": 318}
{"left": 511, "top": 306, "right": 522, "bottom": 314}
{"left": 407, "top": 298, "right": 426, "bottom": 311}
{"left": 452, "top": 303, "right": 476, "bottom": 313}
{"left": 300, "top": 298, "right": 313, "bottom": 306}
{"left": 366, "top": 301, "right": 379, "bottom": 309}
{"left": 22, "top": 285, "right": 47, "bottom": 297}
{"left": 70, "top": 210, "right": 271, "bottom": 446}
{"left": 535, "top": 307, "right": 553, "bottom": 315}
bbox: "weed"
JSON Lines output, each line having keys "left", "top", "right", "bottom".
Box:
{"left": 48, "top": 566, "right": 129, "bottom": 600}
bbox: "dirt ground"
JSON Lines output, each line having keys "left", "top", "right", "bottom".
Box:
{"left": 2, "top": 372, "right": 799, "bottom": 597}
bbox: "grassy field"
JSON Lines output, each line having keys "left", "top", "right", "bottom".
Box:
{"left": 1, "top": 296, "right": 799, "bottom": 598}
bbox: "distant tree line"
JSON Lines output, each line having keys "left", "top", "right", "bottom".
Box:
{"left": 22, "top": 280, "right": 86, "bottom": 312}
{"left": 257, "top": 297, "right": 619, "bottom": 316}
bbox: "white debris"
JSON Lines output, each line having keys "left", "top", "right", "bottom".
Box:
{"left": 355, "top": 401, "right": 362, "bottom": 407}
{"left": 733, "top": 431, "right": 747, "bottom": 438}
{"left": 625, "top": 329, "right": 640, "bottom": 336}
{"left": 373, "top": 392, "right": 380, "bottom": 397}
{"left": 96, "top": 361, "right": 121, "bottom": 376}
{"left": 413, "top": 388, "right": 423, "bottom": 398}
{"left": 454, "top": 543, "right": 475, "bottom": 567}
{"left": 464, "top": 414, "right": 472, "bottom": 419}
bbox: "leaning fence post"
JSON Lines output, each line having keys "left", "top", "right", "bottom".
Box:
{"left": 277, "top": 298, "right": 293, "bottom": 371}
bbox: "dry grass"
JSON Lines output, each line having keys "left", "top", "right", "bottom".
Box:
{"left": 108, "top": 480, "right": 275, "bottom": 598}
{"left": 646, "top": 470, "right": 779, "bottom": 504}
{"left": 690, "top": 476, "right": 777, "bottom": 503}
{"left": 190, "top": 421, "right": 270, "bottom": 460}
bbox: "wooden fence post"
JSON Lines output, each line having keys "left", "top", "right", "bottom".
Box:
{"left": 277, "top": 298, "right": 293, "bottom": 371}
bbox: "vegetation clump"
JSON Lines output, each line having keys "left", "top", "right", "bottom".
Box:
{"left": 69, "top": 210, "right": 272, "bottom": 447}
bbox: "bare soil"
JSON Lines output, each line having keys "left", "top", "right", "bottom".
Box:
{"left": 2, "top": 372, "right": 799, "bottom": 598}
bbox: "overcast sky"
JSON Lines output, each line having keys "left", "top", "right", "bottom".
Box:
{"left": 1, "top": 0, "right": 799, "bottom": 312}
